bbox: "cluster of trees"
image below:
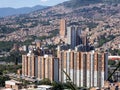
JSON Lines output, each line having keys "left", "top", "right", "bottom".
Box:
{"left": 98, "top": 35, "right": 115, "bottom": 47}
{"left": 0, "top": 26, "right": 17, "bottom": 34}
{"left": 0, "top": 65, "right": 22, "bottom": 74}
{"left": 0, "top": 50, "right": 22, "bottom": 64}
{"left": 109, "top": 49, "right": 120, "bottom": 55}
{"left": 86, "top": 22, "right": 98, "bottom": 30}
{"left": 0, "top": 75, "right": 10, "bottom": 87}
{"left": 0, "top": 65, "right": 21, "bottom": 87}
{"left": 108, "top": 60, "right": 116, "bottom": 66}
{"left": 0, "top": 41, "right": 14, "bottom": 52}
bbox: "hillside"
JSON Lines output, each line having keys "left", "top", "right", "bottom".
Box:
{"left": 0, "top": 5, "right": 47, "bottom": 17}
{"left": 62, "top": 0, "right": 102, "bottom": 8}
{"left": 0, "top": 0, "right": 120, "bottom": 51}
{"left": 62, "top": 0, "right": 120, "bottom": 8}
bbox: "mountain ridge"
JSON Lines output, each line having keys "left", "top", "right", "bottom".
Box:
{"left": 0, "top": 5, "right": 48, "bottom": 17}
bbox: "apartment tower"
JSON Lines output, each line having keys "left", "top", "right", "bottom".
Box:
{"left": 60, "top": 19, "right": 66, "bottom": 37}
{"left": 57, "top": 50, "right": 108, "bottom": 88}
{"left": 67, "top": 26, "right": 82, "bottom": 49}
{"left": 22, "top": 53, "right": 59, "bottom": 82}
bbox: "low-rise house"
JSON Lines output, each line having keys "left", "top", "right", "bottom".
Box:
{"left": 5, "top": 80, "right": 22, "bottom": 90}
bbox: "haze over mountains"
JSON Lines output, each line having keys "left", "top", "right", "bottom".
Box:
{"left": 0, "top": 0, "right": 120, "bottom": 50}
{"left": 0, "top": 5, "right": 48, "bottom": 17}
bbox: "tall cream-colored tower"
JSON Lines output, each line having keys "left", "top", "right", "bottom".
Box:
{"left": 60, "top": 19, "right": 66, "bottom": 37}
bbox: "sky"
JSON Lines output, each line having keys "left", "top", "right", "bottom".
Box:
{"left": 0, "top": 0, "right": 69, "bottom": 8}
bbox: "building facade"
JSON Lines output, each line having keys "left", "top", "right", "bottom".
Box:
{"left": 60, "top": 19, "right": 66, "bottom": 37}
{"left": 67, "top": 26, "right": 81, "bottom": 49}
{"left": 22, "top": 53, "right": 59, "bottom": 82}
{"left": 57, "top": 50, "right": 108, "bottom": 88}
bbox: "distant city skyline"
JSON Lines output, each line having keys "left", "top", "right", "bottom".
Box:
{"left": 0, "top": 0, "right": 69, "bottom": 8}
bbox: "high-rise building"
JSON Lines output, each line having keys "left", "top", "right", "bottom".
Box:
{"left": 12, "top": 44, "right": 19, "bottom": 51}
{"left": 67, "top": 26, "right": 81, "bottom": 49}
{"left": 35, "top": 40, "right": 41, "bottom": 49}
{"left": 22, "top": 52, "right": 59, "bottom": 82}
{"left": 80, "top": 34, "right": 88, "bottom": 46}
{"left": 60, "top": 19, "right": 66, "bottom": 37}
{"left": 57, "top": 50, "right": 108, "bottom": 88}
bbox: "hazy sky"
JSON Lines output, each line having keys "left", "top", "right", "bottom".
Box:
{"left": 0, "top": 0, "right": 69, "bottom": 8}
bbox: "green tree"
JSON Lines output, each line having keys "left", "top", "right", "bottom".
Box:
{"left": 108, "top": 60, "right": 116, "bottom": 66}
{"left": 52, "top": 81, "right": 64, "bottom": 90}
{"left": 0, "top": 75, "right": 10, "bottom": 87}
{"left": 37, "top": 78, "right": 51, "bottom": 85}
